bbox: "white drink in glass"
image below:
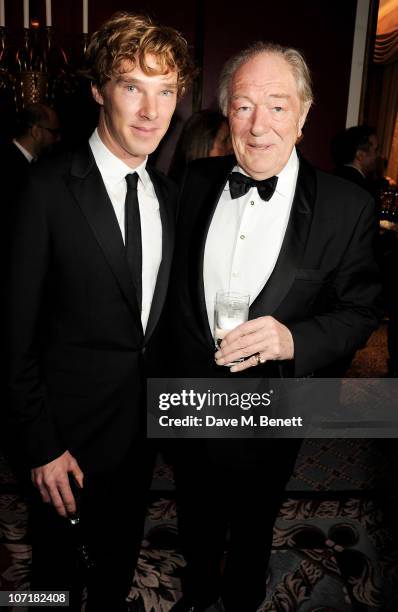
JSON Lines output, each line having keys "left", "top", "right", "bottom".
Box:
{"left": 214, "top": 291, "right": 250, "bottom": 364}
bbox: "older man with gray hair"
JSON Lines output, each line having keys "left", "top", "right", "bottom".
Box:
{"left": 166, "top": 41, "right": 380, "bottom": 612}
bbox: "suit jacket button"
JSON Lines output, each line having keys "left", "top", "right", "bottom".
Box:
{"left": 141, "top": 346, "right": 146, "bottom": 355}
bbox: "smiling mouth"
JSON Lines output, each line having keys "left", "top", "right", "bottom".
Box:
{"left": 248, "top": 143, "right": 274, "bottom": 150}
{"left": 131, "top": 126, "right": 158, "bottom": 134}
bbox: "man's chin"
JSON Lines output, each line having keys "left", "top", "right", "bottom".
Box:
{"left": 239, "top": 162, "right": 277, "bottom": 180}
{"left": 127, "top": 141, "right": 163, "bottom": 158}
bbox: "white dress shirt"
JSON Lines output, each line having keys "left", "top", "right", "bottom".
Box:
{"left": 344, "top": 163, "right": 366, "bottom": 178}
{"left": 12, "top": 139, "right": 34, "bottom": 163}
{"left": 204, "top": 148, "right": 299, "bottom": 332}
{"left": 89, "top": 129, "right": 162, "bottom": 332}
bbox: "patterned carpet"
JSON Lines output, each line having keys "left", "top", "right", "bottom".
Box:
{"left": 1, "top": 323, "right": 397, "bottom": 611}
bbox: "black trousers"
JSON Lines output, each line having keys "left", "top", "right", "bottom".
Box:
{"left": 171, "top": 439, "right": 302, "bottom": 612}
{"left": 377, "top": 230, "right": 398, "bottom": 373}
{"left": 26, "top": 441, "right": 155, "bottom": 611}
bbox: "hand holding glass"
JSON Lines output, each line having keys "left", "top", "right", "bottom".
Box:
{"left": 214, "top": 291, "right": 250, "bottom": 365}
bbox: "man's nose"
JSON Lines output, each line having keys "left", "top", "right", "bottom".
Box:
{"left": 250, "top": 106, "right": 271, "bottom": 136}
{"left": 139, "top": 94, "right": 158, "bottom": 120}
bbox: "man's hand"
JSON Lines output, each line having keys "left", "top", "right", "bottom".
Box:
{"left": 31, "top": 450, "right": 84, "bottom": 518}
{"left": 215, "top": 315, "right": 294, "bottom": 373}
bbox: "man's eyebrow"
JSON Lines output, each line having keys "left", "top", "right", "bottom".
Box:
{"left": 268, "top": 93, "right": 291, "bottom": 99}
{"left": 231, "top": 94, "right": 252, "bottom": 102}
{"left": 231, "top": 93, "right": 291, "bottom": 99}
{"left": 159, "top": 81, "right": 178, "bottom": 88}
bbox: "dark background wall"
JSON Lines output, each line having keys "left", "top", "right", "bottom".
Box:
{"left": 3, "top": 0, "right": 358, "bottom": 172}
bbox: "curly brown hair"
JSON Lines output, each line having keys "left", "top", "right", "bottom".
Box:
{"left": 84, "top": 12, "right": 195, "bottom": 97}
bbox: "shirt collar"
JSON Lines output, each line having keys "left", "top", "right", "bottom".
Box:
{"left": 344, "top": 163, "right": 365, "bottom": 178}
{"left": 230, "top": 147, "right": 299, "bottom": 198}
{"left": 13, "top": 139, "right": 34, "bottom": 163}
{"left": 89, "top": 128, "right": 151, "bottom": 191}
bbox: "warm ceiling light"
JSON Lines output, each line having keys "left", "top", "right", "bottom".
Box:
{"left": 377, "top": 0, "right": 398, "bottom": 35}
{"left": 378, "top": 0, "right": 398, "bottom": 21}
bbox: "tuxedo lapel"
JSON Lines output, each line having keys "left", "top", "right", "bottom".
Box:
{"left": 250, "top": 156, "right": 317, "bottom": 318}
{"left": 65, "top": 144, "right": 143, "bottom": 335}
{"left": 190, "top": 156, "right": 236, "bottom": 346}
{"left": 144, "top": 166, "right": 174, "bottom": 342}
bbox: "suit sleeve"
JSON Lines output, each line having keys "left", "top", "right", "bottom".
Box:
{"left": 5, "top": 175, "right": 66, "bottom": 468}
{"left": 289, "top": 195, "right": 382, "bottom": 377}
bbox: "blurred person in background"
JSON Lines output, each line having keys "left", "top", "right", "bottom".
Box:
{"left": 331, "top": 126, "right": 398, "bottom": 377}
{"left": 331, "top": 124, "right": 378, "bottom": 192}
{"left": 0, "top": 102, "right": 61, "bottom": 204}
{"left": 169, "top": 109, "right": 232, "bottom": 180}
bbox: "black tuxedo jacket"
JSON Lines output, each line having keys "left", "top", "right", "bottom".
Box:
{"left": 0, "top": 141, "right": 31, "bottom": 174}
{"left": 164, "top": 153, "right": 381, "bottom": 380}
{"left": 334, "top": 165, "right": 369, "bottom": 192}
{"left": 1, "top": 141, "right": 31, "bottom": 221}
{"left": 5, "top": 144, "right": 176, "bottom": 471}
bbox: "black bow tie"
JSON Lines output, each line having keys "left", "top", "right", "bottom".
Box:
{"left": 228, "top": 171, "right": 278, "bottom": 201}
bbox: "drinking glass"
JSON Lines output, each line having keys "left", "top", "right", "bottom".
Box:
{"left": 214, "top": 291, "right": 250, "bottom": 365}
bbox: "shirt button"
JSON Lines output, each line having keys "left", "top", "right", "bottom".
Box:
{"left": 250, "top": 201, "right": 255, "bottom": 206}
{"left": 240, "top": 234, "right": 245, "bottom": 240}
{"left": 232, "top": 272, "right": 239, "bottom": 278}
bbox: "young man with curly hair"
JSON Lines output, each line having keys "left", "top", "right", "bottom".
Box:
{"left": 5, "top": 12, "right": 193, "bottom": 611}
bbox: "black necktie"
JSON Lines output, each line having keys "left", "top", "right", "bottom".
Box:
{"left": 229, "top": 171, "right": 278, "bottom": 201}
{"left": 125, "top": 172, "right": 142, "bottom": 310}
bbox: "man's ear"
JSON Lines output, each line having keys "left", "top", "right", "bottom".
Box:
{"left": 297, "top": 101, "right": 311, "bottom": 138}
{"left": 91, "top": 83, "right": 104, "bottom": 106}
{"left": 355, "top": 150, "right": 365, "bottom": 165}
{"left": 30, "top": 124, "right": 42, "bottom": 141}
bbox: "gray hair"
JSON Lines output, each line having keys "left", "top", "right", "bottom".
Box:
{"left": 218, "top": 41, "right": 313, "bottom": 116}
